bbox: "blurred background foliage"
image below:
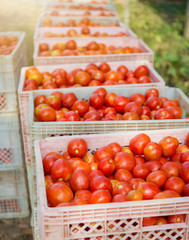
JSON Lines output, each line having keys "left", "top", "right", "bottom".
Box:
{"left": 115, "top": 0, "right": 189, "bottom": 96}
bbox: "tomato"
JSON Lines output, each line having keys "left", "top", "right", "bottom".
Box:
{"left": 69, "top": 169, "right": 89, "bottom": 192}
{"left": 89, "top": 94, "right": 104, "bottom": 109}
{"left": 114, "top": 152, "right": 136, "bottom": 171}
{"left": 105, "top": 71, "right": 119, "bottom": 82}
{"left": 129, "top": 178, "right": 145, "bottom": 190}
{"left": 155, "top": 217, "right": 168, "bottom": 225}
{"left": 90, "top": 176, "right": 113, "bottom": 193}
{"left": 146, "top": 170, "right": 167, "bottom": 188}
{"left": 129, "top": 93, "right": 145, "bottom": 105}
{"left": 159, "top": 136, "right": 179, "bottom": 157}
{"left": 171, "top": 152, "right": 181, "bottom": 162}
{"left": 34, "top": 95, "right": 46, "bottom": 107}
{"left": 62, "top": 92, "right": 78, "bottom": 108}
{"left": 43, "top": 81, "right": 57, "bottom": 89}
{"left": 113, "top": 182, "right": 133, "bottom": 196}
{"left": 166, "top": 106, "right": 182, "bottom": 119}
{"left": 137, "top": 182, "right": 160, "bottom": 200}
{"left": 112, "top": 194, "right": 131, "bottom": 202}
{"left": 46, "top": 95, "right": 61, "bottom": 110}
{"left": 64, "top": 111, "right": 80, "bottom": 121}
{"left": 183, "top": 183, "right": 189, "bottom": 196}
{"left": 110, "top": 179, "right": 119, "bottom": 189}
{"left": 98, "top": 62, "right": 111, "bottom": 73}
{"left": 114, "top": 96, "right": 130, "bottom": 113}
{"left": 56, "top": 202, "right": 73, "bottom": 207}
{"left": 176, "top": 144, "right": 189, "bottom": 153}
{"left": 122, "top": 112, "right": 140, "bottom": 120}
{"left": 164, "top": 176, "right": 185, "bottom": 195}
{"left": 132, "top": 164, "right": 150, "bottom": 179}
{"left": 89, "top": 190, "right": 112, "bottom": 204}
{"left": 122, "top": 147, "right": 134, "bottom": 156}
{"left": 145, "top": 96, "right": 161, "bottom": 111}
{"left": 161, "top": 162, "right": 180, "bottom": 177}
{"left": 83, "top": 154, "right": 94, "bottom": 164}
{"left": 47, "top": 182, "right": 73, "bottom": 207}
{"left": 167, "top": 214, "right": 186, "bottom": 224}
{"left": 145, "top": 160, "right": 162, "bottom": 172}
{"left": 94, "top": 146, "right": 114, "bottom": 162}
{"left": 124, "top": 102, "right": 143, "bottom": 117}
{"left": 43, "top": 152, "right": 63, "bottom": 174}
{"left": 74, "top": 71, "right": 91, "bottom": 86}
{"left": 142, "top": 217, "right": 157, "bottom": 227}
{"left": 90, "top": 162, "right": 98, "bottom": 171}
{"left": 38, "top": 107, "right": 56, "bottom": 122}
{"left": 145, "top": 88, "right": 159, "bottom": 99}
{"left": 24, "top": 79, "right": 38, "bottom": 90}
{"left": 53, "top": 74, "right": 66, "bottom": 87}
{"left": 45, "top": 175, "right": 54, "bottom": 190}
{"left": 107, "top": 142, "right": 121, "bottom": 156}
{"left": 114, "top": 169, "right": 133, "bottom": 182}
{"left": 154, "top": 108, "right": 173, "bottom": 120}
{"left": 104, "top": 92, "right": 117, "bottom": 107}
{"left": 98, "top": 158, "right": 115, "bottom": 177}
{"left": 71, "top": 100, "right": 89, "bottom": 117}
{"left": 180, "top": 151, "right": 189, "bottom": 163}
{"left": 126, "top": 77, "right": 138, "bottom": 84}
{"left": 25, "top": 66, "right": 39, "bottom": 78}
{"left": 117, "top": 65, "right": 128, "bottom": 76}
{"left": 93, "top": 87, "right": 107, "bottom": 98}
{"left": 89, "top": 170, "right": 104, "bottom": 180}
{"left": 84, "top": 110, "right": 100, "bottom": 121}
{"left": 86, "top": 41, "right": 99, "bottom": 51}
{"left": 126, "top": 71, "right": 135, "bottom": 79}
{"left": 51, "top": 91, "right": 63, "bottom": 100}
{"left": 66, "top": 73, "right": 75, "bottom": 86}
{"left": 68, "top": 138, "right": 88, "bottom": 158}
{"left": 153, "top": 190, "right": 180, "bottom": 199}
{"left": 28, "top": 71, "right": 43, "bottom": 85}
{"left": 127, "top": 190, "right": 143, "bottom": 201}
{"left": 65, "top": 40, "right": 77, "bottom": 50}
{"left": 143, "top": 142, "right": 162, "bottom": 161}
{"left": 134, "top": 65, "right": 149, "bottom": 78}
{"left": 71, "top": 199, "right": 88, "bottom": 205}
{"left": 163, "top": 99, "right": 180, "bottom": 108}
{"left": 71, "top": 160, "right": 91, "bottom": 175}
{"left": 63, "top": 151, "right": 71, "bottom": 160}
{"left": 91, "top": 70, "right": 105, "bottom": 82}
{"left": 52, "top": 68, "right": 67, "bottom": 78}
{"left": 180, "top": 162, "right": 189, "bottom": 183}
{"left": 75, "top": 190, "right": 92, "bottom": 201}
{"left": 51, "top": 159, "right": 72, "bottom": 181}
{"left": 138, "top": 76, "right": 151, "bottom": 84}
{"left": 129, "top": 133, "right": 151, "bottom": 155}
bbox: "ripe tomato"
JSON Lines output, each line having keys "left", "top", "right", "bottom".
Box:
{"left": 71, "top": 160, "right": 91, "bottom": 175}
{"left": 122, "top": 112, "right": 140, "bottom": 120}
{"left": 53, "top": 74, "right": 66, "bottom": 87}
{"left": 71, "top": 100, "right": 89, "bottom": 117}
{"left": 159, "top": 136, "right": 179, "bottom": 157}
{"left": 143, "top": 142, "right": 162, "bottom": 161}
{"left": 146, "top": 170, "right": 167, "bottom": 188}
{"left": 89, "top": 170, "right": 104, "bottom": 180}
{"left": 47, "top": 182, "right": 73, "bottom": 207}
{"left": 51, "top": 159, "right": 72, "bottom": 181}
{"left": 68, "top": 138, "right": 88, "bottom": 158}
{"left": 75, "top": 190, "right": 92, "bottom": 201}
{"left": 112, "top": 194, "right": 131, "bottom": 202}
{"left": 104, "top": 92, "right": 117, "bottom": 107}
{"left": 183, "top": 183, "right": 189, "bottom": 196}
{"left": 89, "top": 190, "right": 112, "bottom": 204}
{"left": 164, "top": 176, "right": 185, "bottom": 195}
{"left": 34, "top": 95, "right": 46, "bottom": 107}
{"left": 167, "top": 214, "right": 186, "bottom": 224}
{"left": 91, "top": 70, "right": 105, "bottom": 82}
{"left": 98, "top": 158, "right": 115, "bottom": 177}
{"left": 94, "top": 146, "right": 114, "bottom": 162}
{"left": 74, "top": 71, "right": 91, "bottom": 86}
{"left": 155, "top": 217, "right": 168, "bottom": 225}
{"left": 117, "top": 65, "right": 128, "bottom": 76}
{"left": 145, "top": 88, "right": 159, "bottom": 99}
{"left": 180, "top": 151, "right": 189, "bottom": 163}
{"left": 93, "top": 87, "right": 107, "bottom": 98}
{"left": 69, "top": 169, "right": 89, "bottom": 192}
{"left": 42, "top": 152, "right": 63, "bottom": 174}
{"left": 166, "top": 106, "right": 182, "bottom": 119}
{"left": 161, "top": 162, "right": 180, "bottom": 177}
{"left": 129, "top": 178, "right": 145, "bottom": 190}
{"left": 107, "top": 142, "right": 122, "bottom": 156}
{"left": 25, "top": 66, "right": 38, "bottom": 78}
{"left": 83, "top": 154, "right": 94, "bottom": 164}
{"left": 84, "top": 110, "right": 100, "bottom": 121}
{"left": 129, "top": 133, "right": 151, "bottom": 155}
{"left": 137, "top": 182, "right": 160, "bottom": 200}
{"left": 114, "top": 169, "right": 133, "bottom": 182}
{"left": 28, "top": 71, "right": 43, "bottom": 85}
{"left": 145, "top": 161, "right": 162, "bottom": 172}
{"left": 124, "top": 102, "right": 143, "bottom": 117}
{"left": 132, "top": 164, "right": 150, "bottom": 179}
{"left": 134, "top": 65, "right": 149, "bottom": 78}
{"left": 114, "top": 96, "right": 130, "bottom": 113}
{"left": 142, "top": 217, "right": 157, "bottom": 227}
{"left": 45, "top": 175, "right": 54, "bottom": 190}
{"left": 127, "top": 190, "right": 143, "bottom": 201}
{"left": 138, "top": 76, "right": 151, "bottom": 84}
{"left": 89, "top": 94, "right": 104, "bottom": 109}
{"left": 145, "top": 96, "right": 161, "bottom": 111}
{"left": 113, "top": 182, "right": 133, "bottom": 196}
{"left": 129, "top": 93, "right": 145, "bottom": 105}
{"left": 186, "top": 133, "right": 189, "bottom": 146}
{"left": 65, "top": 40, "right": 77, "bottom": 50}
{"left": 38, "top": 107, "right": 56, "bottom": 122}
{"left": 114, "top": 152, "right": 136, "bottom": 171}
{"left": 90, "top": 176, "right": 113, "bottom": 193}
{"left": 46, "top": 95, "right": 61, "bottom": 110}
{"left": 153, "top": 190, "right": 180, "bottom": 199}
{"left": 64, "top": 111, "right": 80, "bottom": 121}
{"left": 154, "top": 108, "right": 173, "bottom": 120}
{"left": 71, "top": 199, "right": 88, "bottom": 205}
{"left": 98, "top": 62, "right": 111, "bottom": 73}
{"left": 62, "top": 92, "right": 78, "bottom": 108}
{"left": 180, "top": 162, "right": 189, "bottom": 183}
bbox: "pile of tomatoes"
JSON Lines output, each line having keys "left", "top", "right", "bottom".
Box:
{"left": 52, "top": 4, "right": 112, "bottom": 11}
{"left": 0, "top": 35, "right": 18, "bottom": 55}
{"left": 38, "top": 40, "right": 141, "bottom": 57}
{"left": 24, "top": 64, "right": 150, "bottom": 91}
{"left": 34, "top": 87, "right": 182, "bottom": 122}
{"left": 45, "top": 10, "right": 116, "bottom": 17}
{"left": 44, "top": 132, "right": 189, "bottom": 209}
{"left": 42, "top": 17, "right": 119, "bottom": 27}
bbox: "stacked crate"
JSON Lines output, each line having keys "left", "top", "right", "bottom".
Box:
{"left": 18, "top": 0, "right": 189, "bottom": 239}
{"left": 0, "top": 32, "right": 29, "bottom": 218}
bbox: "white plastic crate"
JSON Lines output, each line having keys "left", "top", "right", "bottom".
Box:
{"left": 0, "top": 168, "right": 29, "bottom": 218}
{"left": 33, "top": 37, "right": 154, "bottom": 65}
{"left": 35, "top": 128, "right": 189, "bottom": 240}
{"left": 0, "top": 111, "right": 24, "bottom": 171}
{"left": 34, "top": 26, "right": 137, "bottom": 42}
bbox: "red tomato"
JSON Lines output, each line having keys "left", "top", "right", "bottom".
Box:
{"left": 98, "top": 62, "right": 111, "bottom": 73}
{"left": 69, "top": 169, "right": 89, "bottom": 192}
{"left": 114, "top": 96, "right": 130, "bottom": 113}
{"left": 34, "top": 95, "right": 46, "bottom": 107}
{"left": 113, "top": 182, "right": 133, "bottom": 196}
{"left": 137, "top": 182, "right": 160, "bottom": 200}
{"left": 112, "top": 194, "right": 131, "bottom": 202}
{"left": 56, "top": 202, "right": 73, "bottom": 207}
{"left": 117, "top": 65, "right": 128, "bottom": 76}
{"left": 167, "top": 106, "right": 182, "bottom": 119}
{"left": 114, "top": 169, "right": 133, "bottom": 182}
{"left": 75, "top": 190, "right": 92, "bottom": 201}
{"left": 45, "top": 175, "right": 54, "bottom": 190}
{"left": 104, "top": 92, "right": 117, "bottom": 107}
{"left": 124, "top": 102, "right": 143, "bottom": 117}
{"left": 74, "top": 71, "right": 91, "bottom": 86}
{"left": 51, "top": 159, "right": 72, "bottom": 181}
{"left": 53, "top": 74, "right": 66, "bottom": 87}
{"left": 167, "top": 214, "right": 186, "bottom": 224}
{"left": 107, "top": 142, "right": 122, "bottom": 156}
{"left": 47, "top": 182, "right": 73, "bottom": 207}
{"left": 71, "top": 199, "right": 88, "bottom": 205}
{"left": 68, "top": 138, "right": 88, "bottom": 158}
{"left": 134, "top": 65, "right": 149, "bottom": 78}
{"left": 114, "top": 152, "right": 136, "bottom": 171}
{"left": 127, "top": 190, "right": 143, "bottom": 201}
{"left": 145, "top": 96, "right": 161, "bottom": 111}
{"left": 129, "top": 93, "right": 145, "bottom": 105}
{"left": 52, "top": 68, "right": 67, "bottom": 78}
{"left": 63, "top": 111, "right": 80, "bottom": 121}
{"left": 94, "top": 146, "right": 114, "bottom": 162}
{"left": 83, "top": 154, "right": 94, "bottom": 164}
{"left": 89, "top": 190, "right": 112, "bottom": 204}
{"left": 142, "top": 217, "right": 157, "bottom": 227}
{"left": 180, "top": 151, "right": 189, "bottom": 163}
{"left": 153, "top": 190, "right": 180, "bottom": 199}
{"left": 89, "top": 94, "right": 104, "bottom": 109}
{"left": 66, "top": 72, "right": 75, "bottom": 86}
{"left": 62, "top": 92, "right": 78, "bottom": 108}
{"left": 155, "top": 217, "right": 168, "bottom": 225}
{"left": 129, "top": 133, "right": 151, "bottom": 155}
{"left": 93, "top": 87, "right": 107, "bottom": 98}
{"left": 134, "top": 156, "right": 145, "bottom": 166}
{"left": 146, "top": 170, "right": 167, "bottom": 188}
{"left": 90, "top": 176, "right": 113, "bottom": 193}
{"left": 145, "top": 161, "right": 162, "bottom": 172}
{"left": 171, "top": 152, "right": 181, "bottom": 162}
{"left": 25, "top": 66, "right": 39, "bottom": 78}
{"left": 91, "top": 70, "right": 105, "bottom": 82}
{"left": 164, "top": 176, "right": 185, "bottom": 195}
{"left": 43, "top": 152, "right": 63, "bottom": 174}
{"left": 145, "top": 88, "right": 159, "bottom": 99}
{"left": 138, "top": 76, "right": 151, "bottom": 84}
{"left": 122, "top": 112, "right": 140, "bottom": 120}
{"left": 46, "top": 95, "right": 61, "bottom": 110}
{"left": 143, "top": 142, "right": 162, "bottom": 161}
{"left": 71, "top": 160, "right": 91, "bottom": 175}
{"left": 132, "top": 164, "right": 150, "bottom": 179}
{"left": 180, "top": 162, "right": 189, "bottom": 183}
{"left": 154, "top": 108, "right": 173, "bottom": 120}
{"left": 161, "top": 162, "right": 180, "bottom": 177}
{"left": 89, "top": 170, "right": 104, "bottom": 180}
{"left": 98, "top": 158, "right": 115, "bottom": 177}
{"left": 71, "top": 100, "right": 89, "bottom": 117}
{"left": 129, "top": 178, "right": 145, "bottom": 190}
{"left": 142, "top": 106, "right": 151, "bottom": 117}
{"left": 159, "top": 136, "right": 179, "bottom": 157}
{"left": 183, "top": 183, "right": 189, "bottom": 196}
{"left": 84, "top": 110, "right": 100, "bottom": 121}
{"left": 38, "top": 107, "right": 56, "bottom": 122}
